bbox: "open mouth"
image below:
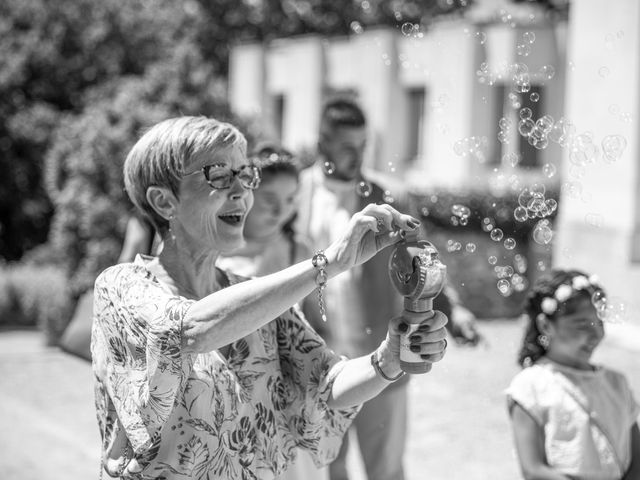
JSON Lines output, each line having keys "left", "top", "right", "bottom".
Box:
{"left": 218, "top": 213, "right": 244, "bottom": 226}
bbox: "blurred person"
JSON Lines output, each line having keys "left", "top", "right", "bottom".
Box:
{"left": 296, "top": 98, "right": 480, "bottom": 480}
{"left": 217, "top": 141, "right": 326, "bottom": 479}
{"left": 91, "top": 116, "right": 449, "bottom": 479}
{"left": 506, "top": 269, "right": 640, "bottom": 480}
{"left": 59, "top": 214, "right": 158, "bottom": 361}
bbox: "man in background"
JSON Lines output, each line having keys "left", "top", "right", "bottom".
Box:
{"left": 296, "top": 97, "right": 480, "bottom": 480}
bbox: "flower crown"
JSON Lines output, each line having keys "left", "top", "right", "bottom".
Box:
{"left": 539, "top": 274, "right": 602, "bottom": 316}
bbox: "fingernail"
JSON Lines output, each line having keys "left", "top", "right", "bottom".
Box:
{"left": 410, "top": 345, "right": 421, "bottom": 353}
{"left": 409, "top": 335, "right": 421, "bottom": 342}
{"left": 411, "top": 217, "right": 421, "bottom": 225}
{"left": 398, "top": 322, "right": 408, "bottom": 332}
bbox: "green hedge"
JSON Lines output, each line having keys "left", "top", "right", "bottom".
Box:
{"left": 409, "top": 187, "right": 557, "bottom": 319}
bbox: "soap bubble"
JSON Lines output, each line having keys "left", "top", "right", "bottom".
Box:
{"left": 591, "top": 290, "right": 607, "bottom": 310}
{"left": 511, "top": 274, "right": 528, "bottom": 292}
{"left": 482, "top": 217, "right": 494, "bottom": 232}
{"left": 539, "top": 65, "right": 555, "bottom": 80}
{"left": 518, "top": 188, "right": 534, "bottom": 208}
{"left": 530, "top": 92, "right": 539, "bottom": 102}
{"left": 465, "top": 243, "right": 477, "bottom": 253}
{"left": 350, "top": 21, "right": 364, "bottom": 35}
{"left": 519, "top": 107, "right": 532, "bottom": 120}
{"left": 497, "top": 279, "right": 513, "bottom": 296}
{"left": 597, "top": 297, "right": 628, "bottom": 324}
{"left": 542, "top": 163, "right": 556, "bottom": 178}
{"left": 322, "top": 160, "right": 336, "bottom": 175}
{"left": 497, "top": 131, "right": 509, "bottom": 144}
{"left": 517, "top": 44, "right": 531, "bottom": 57}
{"left": 451, "top": 204, "right": 471, "bottom": 219}
{"left": 383, "top": 190, "right": 395, "bottom": 203}
{"left": 488, "top": 255, "right": 498, "bottom": 265}
{"left": 490, "top": 228, "right": 504, "bottom": 241}
{"left": 537, "top": 260, "right": 547, "bottom": 271}
{"left": 523, "top": 31, "right": 536, "bottom": 44}
{"left": 601, "top": 135, "right": 627, "bottom": 163}
{"left": 401, "top": 22, "right": 416, "bottom": 36}
{"left": 504, "top": 237, "right": 517, "bottom": 250}
{"left": 598, "top": 66, "right": 610, "bottom": 78}
{"left": 531, "top": 183, "right": 546, "bottom": 195}
{"left": 504, "top": 152, "right": 520, "bottom": 167}
{"left": 514, "top": 206, "right": 528, "bottom": 222}
{"left": 532, "top": 220, "right": 554, "bottom": 245}
{"left": 498, "top": 117, "right": 512, "bottom": 130}
{"left": 356, "top": 180, "right": 372, "bottom": 198}
{"left": 475, "top": 31, "right": 487, "bottom": 44}
{"left": 518, "top": 118, "right": 535, "bottom": 137}
{"left": 514, "top": 254, "right": 527, "bottom": 274}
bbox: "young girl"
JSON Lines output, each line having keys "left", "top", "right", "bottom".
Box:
{"left": 216, "top": 142, "right": 327, "bottom": 480}
{"left": 506, "top": 269, "right": 640, "bottom": 479}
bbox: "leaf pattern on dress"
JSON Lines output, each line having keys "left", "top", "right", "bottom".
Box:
{"left": 93, "top": 261, "right": 358, "bottom": 479}
{"left": 234, "top": 370, "right": 263, "bottom": 404}
{"left": 228, "top": 338, "right": 250, "bottom": 370}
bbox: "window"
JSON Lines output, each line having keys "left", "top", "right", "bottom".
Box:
{"left": 272, "top": 94, "right": 285, "bottom": 141}
{"left": 406, "top": 87, "right": 426, "bottom": 162}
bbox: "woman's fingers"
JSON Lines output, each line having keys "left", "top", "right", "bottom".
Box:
{"left": 361, "top": 203, "right": 421, "bottom": 234}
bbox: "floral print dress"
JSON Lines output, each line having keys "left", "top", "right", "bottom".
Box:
{"left": 91, "top": 256, "right": 360, "bottom": 480}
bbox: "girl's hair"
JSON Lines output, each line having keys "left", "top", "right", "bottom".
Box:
{"left": 518, "top": 268, "right": 605, "bottom": 367}
{"left": 249, "top": 142, "right": 300, "bottom": 259}
{"left": 249, "top": 141, "right": 299, "bottom": 181}
{"left": 124, "top": 116, "right": 247, "bottom": 235}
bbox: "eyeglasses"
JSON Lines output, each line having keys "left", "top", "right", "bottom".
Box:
{"left": 198, "top": 164, "right": 262, "bottom": 190}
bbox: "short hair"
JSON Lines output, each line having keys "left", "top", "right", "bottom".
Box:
{"left": 319, "top": 98, "right": 367, "bottom": 138}
{"left": 249, "top": 141, "right": 299, "bottom": 182}
{"left": 123, "top": 116, "right": 247, "bottom": 234}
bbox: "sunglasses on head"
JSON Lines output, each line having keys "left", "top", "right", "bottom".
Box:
{"left": 199, "top": 164, "right": 262, "bottom": 190}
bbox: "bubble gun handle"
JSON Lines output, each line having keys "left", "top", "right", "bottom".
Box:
{"left": 388, "top": 230, "right": 447, "bottom": 374}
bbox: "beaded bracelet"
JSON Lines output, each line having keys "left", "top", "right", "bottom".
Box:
{"left": 371, "top": 351, "right": 405, "bottom": 382}
{"left": 311, "top": 250, "right": 328, "bottom": 322}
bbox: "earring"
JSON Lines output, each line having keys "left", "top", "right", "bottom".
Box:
{"left": 168, "top": 215, "right": 176, "bottom": 242}
{"left": 537, "top": 334, "right": 550, "bottom": 350}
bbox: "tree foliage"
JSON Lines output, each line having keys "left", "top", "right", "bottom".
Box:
{"left": 2, "top": 0, "right": 472, "bottom": 292}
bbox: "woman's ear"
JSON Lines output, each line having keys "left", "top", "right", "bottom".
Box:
{"left": 535, "top": 313, "right": 552, "bottom": 337}
{"left": 146, "top": 186, "right": 177, "bottom": 221}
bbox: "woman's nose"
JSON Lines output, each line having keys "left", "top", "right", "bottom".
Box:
{"left": 228, "top": 176, "right": 250, "bottom": 199}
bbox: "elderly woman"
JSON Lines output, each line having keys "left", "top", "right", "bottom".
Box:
{"left": 92, "top": 116, "right": 448, "bottom": 480}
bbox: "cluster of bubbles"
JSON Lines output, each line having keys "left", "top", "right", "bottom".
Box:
{"left": 517, "top": 109, "right": 555, "bottom": 150}
{"left": 592, "top": 290, "right": 628, "bottom": 324}
{"left": 452, "top": 136, "right": 488, "bottom": 163}
{"left": 476, "top": 62, "right": 555, "bottom": 89}
{"left": 450, "top": 204, "right": 471, "bottom": 226}
{"left": 497, "top": 117, "right": 512, "bottom": 145}
{"left": 514, "top": 183, "right": 557, "bottom": 223}
{"left": 516, "top": 31, "right": 535, "bottom": 57}
{"left": 400, "top": 22, "right": 423, "bottom": 39}
{"left": 494, "top": 253, "right": 529, "bottom": 297}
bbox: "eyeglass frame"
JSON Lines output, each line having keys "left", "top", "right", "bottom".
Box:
{"left": 185, "top": 163, "right": 262, "bottom": 190}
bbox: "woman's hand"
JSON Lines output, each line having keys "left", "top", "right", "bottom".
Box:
{"left": 324, "top": 203, "right": 421, "bottom": 275}
{"left": 376, "top": 310, "right": 449, "bottom": 377}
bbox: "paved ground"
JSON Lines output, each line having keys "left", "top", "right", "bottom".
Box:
{"left": 0, "top": 319, "right": 638, "bottom": 480}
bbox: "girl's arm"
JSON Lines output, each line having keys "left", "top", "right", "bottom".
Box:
{"left": 510, "top": 403, "right": 572, "bottom": 480}
{"left": 623, "top": 423, "right": 640, "bottom": 480}
{"left": 182, "top": 204, "right": 419, "bottom": 353}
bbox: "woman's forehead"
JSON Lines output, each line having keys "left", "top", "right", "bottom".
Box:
{"left": 185, "top": 145, "right": 247, "bottom": 170}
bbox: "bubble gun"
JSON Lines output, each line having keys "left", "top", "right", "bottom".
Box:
{"left": 388, "top": 230, "right": 447, "bottom": 373}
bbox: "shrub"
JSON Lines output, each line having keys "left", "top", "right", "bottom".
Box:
{"left": 409, "top": 186, "right": 557, "bottom": 319}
